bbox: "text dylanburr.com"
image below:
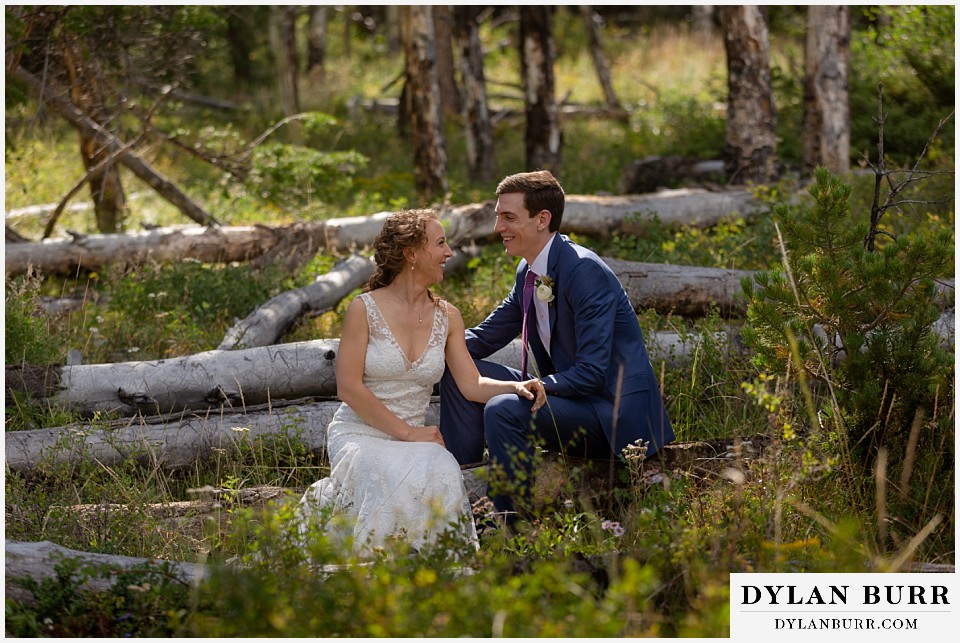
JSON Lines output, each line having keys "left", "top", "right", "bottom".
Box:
{"left": 730, "top": 573, "right": 957, "bottom": 639}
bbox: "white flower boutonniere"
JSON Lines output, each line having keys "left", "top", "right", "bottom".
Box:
{"left": 535, "top": 275, "right": 555, "bottom": 304}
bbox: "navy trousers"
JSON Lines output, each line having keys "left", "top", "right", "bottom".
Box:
{"left": 439, "top": 359, "right": 612, "bottom": 521}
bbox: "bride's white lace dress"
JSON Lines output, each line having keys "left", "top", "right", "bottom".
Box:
{"left": 299, "top": 292, "right": 478, "bottom": 553}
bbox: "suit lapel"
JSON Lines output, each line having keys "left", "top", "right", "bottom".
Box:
{"left": 546, "top": 235, "right": 564, "bottom": 339}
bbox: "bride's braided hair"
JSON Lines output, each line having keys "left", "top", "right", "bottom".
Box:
{"left": 365, "top": 208, "right": 440, "bottom": 302}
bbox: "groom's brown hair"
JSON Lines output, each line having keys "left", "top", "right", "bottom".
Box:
{"left": 496, "top": 170, "right": 565, "bottom": 232}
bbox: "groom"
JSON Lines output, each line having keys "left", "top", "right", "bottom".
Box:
{"left": 440, "top": 169, "right": 674, "bottom": 523}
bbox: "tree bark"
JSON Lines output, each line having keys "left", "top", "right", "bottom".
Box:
{"left": 718, "top": 6, "right": 777, "bottom": 184}
{"left": 802, "top": 5, "right": 851, "bottom": 176}
{"left": 604, "top": 259, "right": 754, "bottom": 317}
{"left": 580, "top": 6, "right": 623, "bottom": 110}
{"left": 432, "top": 5, "right": 461, "bottom": 117}
{"left": 61, "top": 42, "right": 127, "bottom": 234}
{"left": 11, "top": 66, "right": 220, "bottom": 227}
{"left": 306, "top": 5, "right": 328, "bottom": 82}
{"left": 6, "top": 341, "right": 342, "bottom": 418}
{"left": 270, "top": 6, "right": 301, "bottom": 121}
{"left": 454, "top": 5, "right": 496, "bottom": 183}
{"left": 5, "top": 398, "right": 341, "bottom": 475}
{"left": 519, "top": 6, "right": 562, "bottom": 173}
{"left": 400, "top": 6, "right": 448, "bottom": 202}
{"left": 4, "top": 223, "right": 325, "bottom": 278}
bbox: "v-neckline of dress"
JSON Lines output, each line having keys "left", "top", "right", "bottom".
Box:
{"left": 365, "top": 293, "right": 439, "bottom": 369}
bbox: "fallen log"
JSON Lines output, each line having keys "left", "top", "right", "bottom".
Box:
{"left": 5, "top": 341, "right": 342, "bottom": 418}
{"left": 4, "top": 398, "right": 342, "bottom": 475}
{"left": 218, "top": 247, "right": 481, "bottom": 350}
{"left": 5, "top": 540, "right": 209, "bottom": 606}
{"left": 5, "top": 328, "right": 746, "bottom": 420}
{"left": 437, "top": 190, "right": 762, "bottom": 246}
{"left": 7, "top": 188, "right": 762, "bottom": 277}
{"left": 219, "top": 253, "right": 375, "bottom": 350}
{"left": 619, "top": 155, "right": 726, "bottom": 194}
{"left": 4, "top": 222, "right": 326, "bottom": 278}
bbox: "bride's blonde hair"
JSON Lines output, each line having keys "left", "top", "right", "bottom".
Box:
{"left": 365, "top": 209, "right": 441, "bottom": 302}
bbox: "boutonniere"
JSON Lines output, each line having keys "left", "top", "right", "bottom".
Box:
{"left": 535, "top": 275, "right": 555, "bottom": 304}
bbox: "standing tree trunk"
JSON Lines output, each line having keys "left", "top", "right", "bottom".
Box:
{"left": 520, "top": 6, "right": 562, "bottom": 174}
{"left": 225, "top": 7, "right": 256, "bottom": 89}
{"left": 580, "top": 6, "right": 622, "bottom": 110}
{"left": 432, "top": 5, "right": 462, "bottom": 117}
{"left": 62, "top": 43, "right": 127, "bottom": 233}
{"left": 454, "top": 5, "right": 495, "bottom": 183}
{"left": 270, "top": 6, "right": 300, "bottom": 119}
{"left": 802, "top": 5, "right": 851, "bottom": 176}
{"left": 691, "top": 5, "right": 716, "bottom": 35}
{"left": 306, "top": 5, "right": 328, "bottom": 83}
{"left": 401, "top": 5, "right": 448, "bottom": 202}
{"left": 718, "top": 6, "right": 776, "bottom": 184}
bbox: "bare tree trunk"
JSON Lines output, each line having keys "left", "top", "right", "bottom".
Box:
{"left": 384, "top": 4, "right": 401, "bottom": 54}
{"left": 802, "top": 5, "right": 851, "bottom": 176}
{"left": 580, "top": 6, "right": 622, "bottom": 110}
{"left": 520, "top": 6, "right": 562, "bottom": 174}
{"left": 306, "top": 5, "right": 328, "bottom": 82}
{"left": 432, "top": 5, "right": 461, "bottom": 117}
{"left": 400, "top": 5, "right": 448, "bottom": 202}
{"left": 718, "top": 6, "right": 777, "bottom": 184}
{"left": 61, "top": 42, "right": 127, "bottom": 233}
{"left": 691, "top": 5, "right": 716, "bottom": 35}
{"left": 454, "top": 5, "right": 495, "bottom": 183}
{"left": 11, "top": 66, "right": 219, "bottom": 227}
{"left": 270, "top": 5, "right": 301, "bottom": 125}
{"left": 225, "top": 7, "right": 257, "bottom": 89}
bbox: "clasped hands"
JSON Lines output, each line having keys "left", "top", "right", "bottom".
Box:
{"left": 404, "top": 378, "right": 547, "bottom": 446}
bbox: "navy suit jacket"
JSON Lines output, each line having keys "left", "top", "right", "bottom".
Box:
{"left": 465, "top": 235, "right": 675, "bottom": 458}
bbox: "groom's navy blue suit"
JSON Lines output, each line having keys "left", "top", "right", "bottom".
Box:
{"left": 440, "top": 234, "right": 674, "bottom": 516}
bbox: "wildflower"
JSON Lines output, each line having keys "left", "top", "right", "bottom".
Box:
{"left": 601, "top": 519, "right": 625, "bottom": 537}
{"left": 621, "top": 439, "right": 648, "bottom": 462}
{"left": 230, "top": 426, "right": 251, "bottom": 434}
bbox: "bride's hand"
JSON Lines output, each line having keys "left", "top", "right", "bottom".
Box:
{"left": 405, "top": 424, "right": 446, "bottom": 446}
{"left": 518, "top": 378, "right": 547, "bottom": 412}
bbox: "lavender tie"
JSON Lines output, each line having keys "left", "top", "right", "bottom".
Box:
{"left": 521, "top": 269, "right": 537, "bottom": 379}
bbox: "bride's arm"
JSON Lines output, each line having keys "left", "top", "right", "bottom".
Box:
{"left": 445, "top": 303, "right": 546, "bottom": 410}
{"left": 336, "top": 297, "right": 444, "bottom": 444}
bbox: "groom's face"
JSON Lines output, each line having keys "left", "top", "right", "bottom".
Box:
{"left": 494, "top": 192, "right": 548, "bottom": 262}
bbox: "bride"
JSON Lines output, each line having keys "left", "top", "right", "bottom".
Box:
{"left": 299, "top": 209, "right": 545, "bottom": 554}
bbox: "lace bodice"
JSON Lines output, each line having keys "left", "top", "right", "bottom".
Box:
{"left": 332, "top": 292, "right": 448, "bottom": 431}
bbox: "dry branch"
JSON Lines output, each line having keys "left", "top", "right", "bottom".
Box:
{"left": 11, "top": 66, "right": 219, "bottom": 228}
